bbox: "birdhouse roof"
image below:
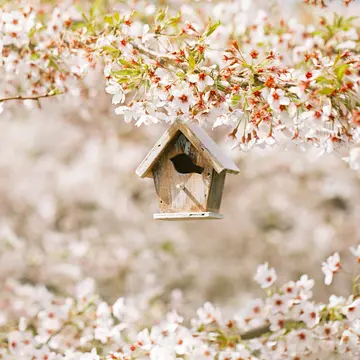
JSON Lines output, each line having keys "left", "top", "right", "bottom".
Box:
{"left": 136, "top": 120, "right": 240, "bottom": 178}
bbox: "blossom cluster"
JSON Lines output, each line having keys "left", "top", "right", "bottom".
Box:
{"left": 305, "top": 0, "right": 354, "bottom": 7}
{"left": 0, "top": 1, "right": 93, "bottom": 112}
{"left": 93, "top": 0, "right": 360, "bottom": 163}
{"left": 1, "top": 246, "right": 360, "bottom": 359}
{"left": 1, "top": 0, "right": 360, "bottom": 341}
{"left": 1, "top": 0, "right": 360, "bottom": 168}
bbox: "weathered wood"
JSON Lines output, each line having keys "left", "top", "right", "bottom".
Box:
{"left": 177, "top": 121, "right": 240, "bottom": 174}
{"left": 207, "top": 170, "right": 226, "bottom": 212}
{"left": 136, "top": 120, "right": 240, "bottom": 220}
{"left": 152, "top": 132, "right": 212, "bottom": 213}
{"left": 136, "top": 119, "right": 240, "bottom": 178}
{"left": 154, "top": 212, "right": 224, "bottom": 220}
{"left": 136, "top": 122, "right": 179, "bottom": 178}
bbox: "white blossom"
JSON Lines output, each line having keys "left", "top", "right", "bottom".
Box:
{"left": 188, "top": 73, "right": 214, "bottom": 92}
{"left": 254, "top": 263, "right": 277, "bottom": 288}
{"left": 321, "top": 253, "right": 341, "bottom": 285}
{"left": 105, "top": 81, "right": 125, "bottom": 105}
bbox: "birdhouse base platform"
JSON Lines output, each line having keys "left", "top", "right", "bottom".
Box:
{"left": 153, "top": 212, "right": 224, "bottom": 220}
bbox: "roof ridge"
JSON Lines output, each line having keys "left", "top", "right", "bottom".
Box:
{"left": 136, "top": 120, "right": 240, "bottom": 178}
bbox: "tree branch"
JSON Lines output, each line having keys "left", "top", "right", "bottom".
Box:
{"left": 239, "top": 319, "right": 306, "bottom": 340}
{"left": 132, "top": 42, "right": 189, "bottom": 72}
{"left": 132, "top": 42, "right": 249, "bottom": 87}
{"left": 0, "top": 92, "right": 63, "bottom": 103}
{"left": 240, "top": 324, "right": 271, "bottom": 340}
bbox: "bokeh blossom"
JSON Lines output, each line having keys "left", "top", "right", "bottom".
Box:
{"left": 1, "top": 0, "right": 360, "bottom": 359}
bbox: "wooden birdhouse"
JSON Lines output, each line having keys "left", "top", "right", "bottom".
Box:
{"left": 136, "top": 120, "right": 240, "bottom": 220}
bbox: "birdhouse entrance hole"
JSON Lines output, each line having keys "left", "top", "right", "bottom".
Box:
{"left": 170, "top": 153, "right": 204, "bottom": 175}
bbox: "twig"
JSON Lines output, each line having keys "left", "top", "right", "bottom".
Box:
{"left": 239, "top": 319, "right": 306, "bottom": 340}
{"left": 0, "top": 92, "right": 63, "bottom": 103}
{"left": 240, "top": 324, "right": 271, "bottom": 340}
{"left": 132, "top": 42, "right": 189, "bottom": 72}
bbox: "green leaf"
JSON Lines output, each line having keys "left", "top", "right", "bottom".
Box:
{"left": 156, "top": 8, "right": 166, "bottom": 23}
{"left": 176, "top": 71, "right": 186, "bottom": 79}
{"left": 48, "top": 88, "right": 62, "bottom": 96}
{"left": 231, "top": 94, "right": 242, "bottom": 107}
{"left": 346, "top": 16, "right": 358, "bottom": 22}
{"left": 104, "top": 15, "right": 113, "bottom": 25}
{"left": 101, "top": 45, "right": 119, "bottom": 53}
{"left": 204, "top": 19, "right": 220, "bottom": 37}
{"left": 315, "top": 76, "right": 333, "bottom": 85}
{"left": 216, "top": 82, "right": 226, "bottom": 92}
{"left": 115, "top": 78, "right": 131, "bottom": 84}
{"left": 334, "top": 64, "right": 348, "bottom": 82}
{"left": 89, "top": 7, "right": 95, "bottom": 20}
{"left": 311, "top": 30, "right": 323, "bottom": 37}
{"left": 335, "top": 15, "right": 343, "bottom": 28}
{"left": 48, "top": 59, "right": 59, "bottom": 70}
{"left": 164, "top": 12, "right": 181, "bottom": 27}
{"left": 188, "top": 53, "right": 196, "bottom": 70}
{"left": 325, "top": 25, "right": 334, "bottom": 36}
{"left": 114, "top": 12, "right": 120, "bottom": 24}
{"left": 318, "top": 87, "right": 335, "bottom": 95}
{"left": 113, "top": 69, "right": 140, "bottom": 76}
{"left": 30, "top": 53, "right": 40, "bottom": 60}
{"left": 104, "top": 12, "right": 120, "bottom": 26}
{"left": 333, "top": 53, "right": 342, "bottom": 66}
{"left": 118, "top": 59, "right": 137, "bottom": 68}
{"left": 70, "top": 20, "right": 86, "bottom": 30}
{"left": 82, "top": 12, "right": 90, "bottom": 23}
{"left": 28, "top": 26, "right": 37, "bottom": 38}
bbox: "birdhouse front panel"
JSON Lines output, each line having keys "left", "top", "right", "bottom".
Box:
{"left": 152, "top": 131, "right": 213, "bottom": 213}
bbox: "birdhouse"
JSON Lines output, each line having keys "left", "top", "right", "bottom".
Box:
{"left": 136, "top": 120, "right": 240, "bottom": 220}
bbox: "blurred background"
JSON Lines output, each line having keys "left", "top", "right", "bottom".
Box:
{"left": 1, "top": 0, "right": 360, "bottom": 325}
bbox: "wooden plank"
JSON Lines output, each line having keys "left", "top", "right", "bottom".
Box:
{"left": 154, "top": 212, "right": 224, "bottom": 220}
{"left": 206, "top": 170, "right": 226, "bottom": 212}
{"left": 136, "top": 124, "right": 180, "bottom": 178}
{"left": 152, "top": 132, "right": 212, "bottom": 213}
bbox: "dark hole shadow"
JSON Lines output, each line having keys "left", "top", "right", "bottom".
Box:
{"left": 170, "top": 153, "right": 204, "bottom": 174}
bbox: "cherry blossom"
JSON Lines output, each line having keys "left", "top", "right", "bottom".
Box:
{"left": 1, "top": 245, "right": 360, "bottom": 359}
{"left": 0, "top": 0, "right": 360, "bottom": 171}
{"left": 254, "top": 263, "right": 277, "bottom": 289}
{"left": 321, "top": 252, "right": 341, "bottom": 285}
{"left": 343, "top": 298, "right": 360, "bottom": 321}
{"left": 188, "top": 73, "right": 215, "bottom": 92}
{"left": 106, "top": 81, "right": 126, "bottom": 105}
{"left": 267, "top": 88, "right": 291, "bottom": 111}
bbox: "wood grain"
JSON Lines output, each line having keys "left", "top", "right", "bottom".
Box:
{"left": 207, "top": 170, "right": 226, "bottom": 212}
{"left": 153, "top": 132, "right": 212, "bottom": 213}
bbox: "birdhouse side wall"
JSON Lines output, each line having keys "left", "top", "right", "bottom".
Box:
{"left": 206, "top": 170, "right": 226, "bottom": 213}
{"left": 152, "top": 132, "right": 213, "bottom": 213}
